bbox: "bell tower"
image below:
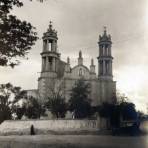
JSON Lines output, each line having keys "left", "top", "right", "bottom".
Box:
{"left": 98, "top": 27, "right": 113, "bottom": 81}
{"left": 41, "top": 21, "right": 60, "bottom": 75}
{"left": 38, "top": 22, "right": 60, "bottom": 101}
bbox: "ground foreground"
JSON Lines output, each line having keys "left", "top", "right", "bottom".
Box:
{"left": 0, "top": 121, "right": 147, "bottom": 148}
{"left": 0, "top": 135, "right": 147, "bottom": 148}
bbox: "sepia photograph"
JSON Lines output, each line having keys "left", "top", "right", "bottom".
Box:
{"left": 0, "top": 0, "right": 147, "bottom": 147}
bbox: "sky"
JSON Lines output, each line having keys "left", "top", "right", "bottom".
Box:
{"left": 0, "top": 0, "right": 148, "bottom": 112}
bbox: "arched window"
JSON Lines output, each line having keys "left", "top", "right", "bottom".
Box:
{"left": 79, "top": 68, "right": 82, "bottom": 76}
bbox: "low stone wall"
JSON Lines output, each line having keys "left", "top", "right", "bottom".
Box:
{"left": 0, "top": 119, "right": 100, "bottom": 135}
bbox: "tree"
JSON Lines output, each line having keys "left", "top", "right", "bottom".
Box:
{"left": 46, "top": 95, "right": 67, "bottom": 118}
{"left": 45, "top": 79, "right": 67, "bottom": 118}
{"left": 98, "top": 102, "right": 115, "bottom": 118}
{"left": 98, "top": 101, "right": 138, "bottom": 130}
{"left": 68, "top": 79, "right": 91, "bottom": 119}
{"left": 0, "top": 83, "right": 27, "bottom": 123}
{"left": 116, "top": 92, "right": 129, "bottom": 103}
{"left": 137, "top": 110, "right": 145, "bottom": 121}
{"left": 119, "top": 102, "right": 137, "bottom": 120}
{"left": 23, "top": 96, "right": 46, "bottom": 119}
{"left": 0, "top": 0, "right": 38, "bottom": 67}
{"left": 12, "top": 104, "right": 25, "bottom": 119}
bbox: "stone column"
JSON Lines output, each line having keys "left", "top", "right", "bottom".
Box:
{"left": 108, "top": 61, "right": 112, "bottom": 76}
{"left": 107, "top": 47, "right": 109, "bottom": 56}
{"left": 99, "top": 61, "right": 103, "bottom": 75}
{"left": 47, "top": 40, "right": 49, "bottom": 51}
{"left": 53, "top": 40, "right": 57, "bottom": 52}
{"left": 108, "top": 61, "right": 110, "bottom": 75}
{"left": 109, "top": 45, "right": 111, "bottom": 56}
{"left": 106, "top": 61, "right": 108, "bottom": 74}
{"left": 44, "top": 40, "right": 48, "bottom": 52}
{"left": 42, "top": 57, "right": 44, "bottom": 71}
{"left": 52, "top": 58, "right": 56, "bottom": 72}
{"left": 110, "top": 61, "right": 112, "bottom": 75}
{"left": 105, "top": 48, "right": 107, "bottom": 56}
{"left": 43, "top": 57, "right": 46, "bottom": 71}
{"left": 100, "top": 46, "right": 103, "bottom": 56}
{"left": 103, "top": 60, "right": 106, "bottom": 75}
{"left": 102, "top": 46, "right": 104, "bottom": 56}
{"left": 43, "top": 40, "right": 46, "bottom": 52}
{"left": 45, "top": 57, "right": 49, "bottom": 71}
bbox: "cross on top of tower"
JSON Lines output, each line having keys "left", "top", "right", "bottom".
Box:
{"left": 43, "top": 20, "right": 58, "bottom": 39}
{"left": 99, "top": 26, "right": 111, "bottom": 42}
{"left": 50, "top": 21, "right": 52, "bottom": 25}
{"left": 49, "top": 20, "right": 53, "bottom": 30}
{"left": 103, "top": 26, "right": 107, "bottom": 34}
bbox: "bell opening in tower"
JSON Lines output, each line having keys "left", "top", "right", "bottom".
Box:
{"left": 48, "top": 57, "right": 53, "bottom": 71}
{"left": 49, "top": 42, "right": 52, "bottom": 51}
{"left": 48, "top": 57, "right": 52, "bottom": 63}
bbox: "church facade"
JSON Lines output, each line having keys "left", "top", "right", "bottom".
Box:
{"left": 30, "top": 22, "right": 116, "bottom": 106}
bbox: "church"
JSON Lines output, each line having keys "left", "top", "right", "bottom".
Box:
{"left": 28, "top": 22, "right": 116, "bottom": 106}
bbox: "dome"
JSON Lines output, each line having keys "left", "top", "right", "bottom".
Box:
{"left": 42, "top": 21, "right": 58, "bottom": 40}
{"left": 99, "top": 27, "right": 111, "bottom": 43}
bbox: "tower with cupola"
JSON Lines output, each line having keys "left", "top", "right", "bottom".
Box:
{"left": 96, "top": 27, "right": 116, "bottom": 104}
{"left": 41, "top": 21, "right": 60, "bottom": 75}
{"left": 38, "top": 22, "right": 60, "bottom": 101}
{"left": 98, "top": 27, "right": 113, "bottom": 81}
